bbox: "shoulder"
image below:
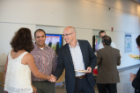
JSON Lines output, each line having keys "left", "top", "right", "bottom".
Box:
{"left": 97, "top": 46, "right": 110, "bottom": 54}
{"left": 78, "top": 40, "right": 89, "bottom": 43}
{"left": 97, "top": 48, "right": 104, "bottom": 53}
{"left": 111, "top": 47, "right": 119, "bottom": 51}
{"left": 111, "top": 47, "right": 120, "bottom": 53}
{"left": 78, "top": 40, "right": 90, "bottom": 46}
{"left": 46, "top": 45, "right": 55, "bottom": 53}
{"left": 22, "top": 53, "right": 34, "bottom": 64}
{"left": 58, "top": 44, "right": 68, "bottom": 51}
{"left": 24, "top": 53, "right": 34, "bottom": 59}
{"left": 30, "top": 44, "right": 36, "bottom": 53}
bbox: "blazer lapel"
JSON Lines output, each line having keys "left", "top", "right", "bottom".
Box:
{"left": 65, "top": 44, "right": 74, "bottom": 67}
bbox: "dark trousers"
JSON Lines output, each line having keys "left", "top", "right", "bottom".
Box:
{"left": 32, "top": 81, "right": 55, "bottom": 93}
{"left": 74, "top": 77, "right": 95, "bottom": 93}
{"left": 97, "top": 84, "right": 117, "bottom": 93}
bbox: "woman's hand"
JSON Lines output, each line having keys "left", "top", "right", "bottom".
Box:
{"left": 130, "top": 73, "right": 136, "bottom": 82}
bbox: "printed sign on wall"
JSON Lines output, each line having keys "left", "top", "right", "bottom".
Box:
{"left": 124, "top": 33, "right": 132, "bottom": 52}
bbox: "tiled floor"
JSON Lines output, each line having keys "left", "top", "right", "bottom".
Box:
{"left": 0, "top": 66, "right": 139, "bottom": 93}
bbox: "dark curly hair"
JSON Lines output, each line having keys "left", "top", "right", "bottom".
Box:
{"left": 10, "top": 28, "right": 34, "bottom": 52}
{"left": 136, "top": 35, "right": 140, "bottom": 47}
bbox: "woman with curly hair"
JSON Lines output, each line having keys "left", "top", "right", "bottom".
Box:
{"left": 4, "top": 28, "right": 54, "bottom": 93}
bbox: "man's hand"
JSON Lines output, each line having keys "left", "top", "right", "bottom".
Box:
{"left": 49, "top": 74, "right": 57, "bottom": 83}
{"left": 86, "top": 67, "right": 92, "bottom": 73}
{"left": 129, "top": 73, "right": 136, "bottom": 82}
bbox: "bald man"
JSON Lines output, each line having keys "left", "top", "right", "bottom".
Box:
{"left": 53, "top": 26, "right": 97, "bottom": 93}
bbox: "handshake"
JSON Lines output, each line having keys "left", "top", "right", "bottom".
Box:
{"left": 49, "top": 74, "right": 57, "bottom": 83}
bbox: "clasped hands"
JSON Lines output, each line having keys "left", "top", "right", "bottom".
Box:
{"left": 49, "top": 74, "right": 57, "bottom": 83}
{"left": 48, "top": 67, "right": 92, "bottom": 83}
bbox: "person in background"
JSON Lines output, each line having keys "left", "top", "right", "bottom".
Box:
{"left": 94, "top": 30, "right": 117, "bottom": 86}
{"left": 130, "top": 35, "right": 140, "bottom": 93}
{"left": 95, "top": 30, "right": 116, "bottom": 51}
{"left": 30, "top": 29, "right": 57, "bottom": 93}
{"left": 96, "top": 35, "right": 121, "bottom": 93}
{"left": 4, "top": 28, "right": 54, "bottom": 93}
{"left": 95, "top": 30, "right": 105, "bottom": 51}
{"left": 51, "top": 26, "right": 97, "bottom": 93}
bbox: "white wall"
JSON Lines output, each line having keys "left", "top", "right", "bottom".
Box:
{"left": 36, "top": 25, "right": 93, "bottom": 45}
{"left": 0, "top": 0, "right": 140, "bottom": 71}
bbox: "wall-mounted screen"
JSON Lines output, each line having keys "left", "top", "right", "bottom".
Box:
{"left": 45, "top": 34, "right": 63, "bottom": 54}
{"left": 93, "top": 35, "right": 101, "bottom": 52}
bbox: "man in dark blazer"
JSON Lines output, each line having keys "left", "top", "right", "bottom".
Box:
{"left": 52, "top": 26, "right": 97, "bottom": 93}
{"left": 96, "top": 36, "right": 121, "bottom": 93}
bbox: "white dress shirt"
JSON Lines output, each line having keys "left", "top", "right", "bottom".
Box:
{"left": 69, "top": 42, "right": 86, "bottom": 77}
{"left": 98, "top": 42, "right": 116, "bottom": 50}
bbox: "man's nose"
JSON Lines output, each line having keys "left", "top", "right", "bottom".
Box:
{"left": 64, "top": 36, "right": 67, "bottom": 39}
{"left": 39, "top": 37, "right": 41, "bottom": 40}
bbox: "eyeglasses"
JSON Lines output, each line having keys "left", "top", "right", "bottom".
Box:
{"left": 62, "top": 33, "right": 73, "bottom": 37}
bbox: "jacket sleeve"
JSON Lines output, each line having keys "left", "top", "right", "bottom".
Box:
{"left": 132, "top": 70, "right": 140, "bottom": 89}
{"left": 96, "top": 50, "right": 102, "bottom": 66}
{"left": 87, "top": 41, "right": 97, "bottom": 70}
{"left": 117, "top": 50, "right": 121, "bottom": 66}
{"left": 53, "top": 50, "right": 64, "bottom": 79}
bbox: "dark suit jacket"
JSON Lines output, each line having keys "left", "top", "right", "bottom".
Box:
{"left": 96, "top": 46, "right": 121, "bottom": 83}
{"left": 54, "top": 40, "right": 97, "bottom": 93}
{"left": 132, "top": 68, "right": 140, "bottom": 93}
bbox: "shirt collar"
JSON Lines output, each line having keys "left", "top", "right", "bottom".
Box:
{"left": 34, "top": 43, "right": 49, "bottom": 50}
{"left": 69, "top": 41, "right": 79, "bottom": 48}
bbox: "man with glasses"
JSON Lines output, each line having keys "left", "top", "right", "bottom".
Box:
{"left": 51, "top": 26, "right": 97, "bottom": 93}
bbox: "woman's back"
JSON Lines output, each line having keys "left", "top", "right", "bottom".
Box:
{"left": 4, "top": 50, "right": 33, "bottom": 93}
